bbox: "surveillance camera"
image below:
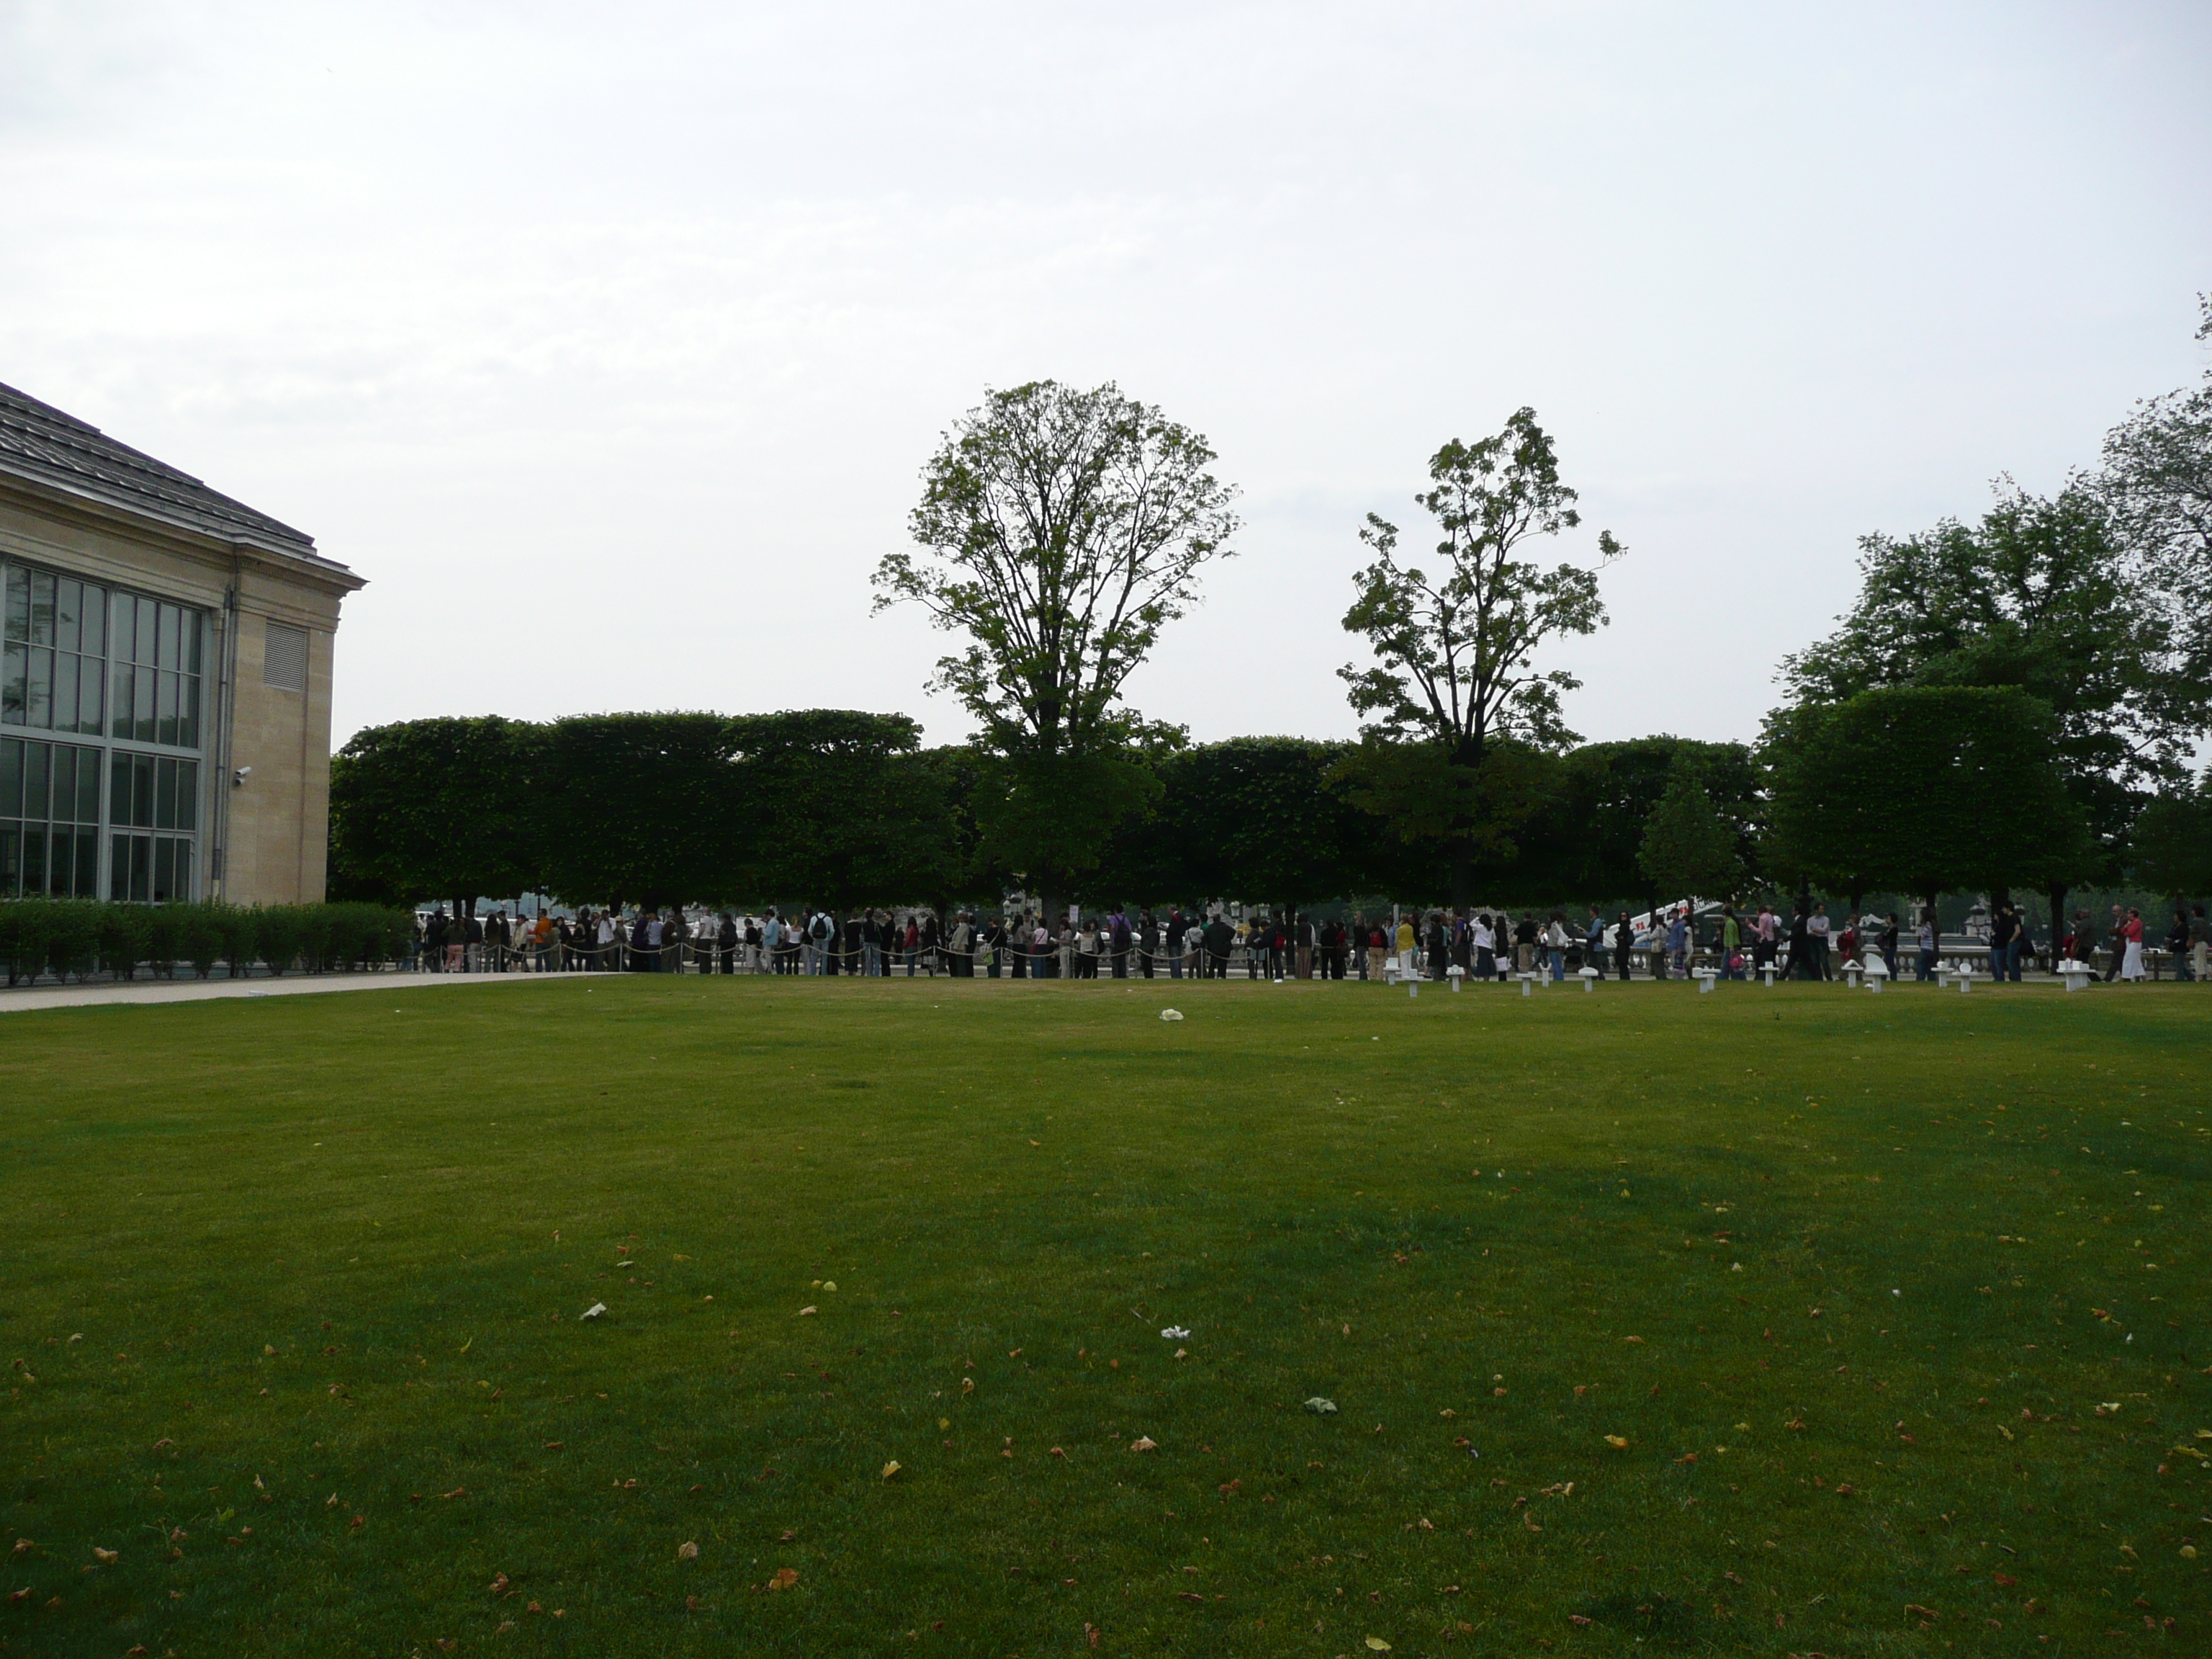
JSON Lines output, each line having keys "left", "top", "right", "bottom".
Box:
{"left": 233, "top": 765, "right": 253, "bottom": 786}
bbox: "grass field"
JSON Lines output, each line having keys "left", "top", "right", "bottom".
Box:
{"left": 1, "top": 973, "right": 2205, "bottom": 1658}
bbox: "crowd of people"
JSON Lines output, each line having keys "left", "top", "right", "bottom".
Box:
{"left": 404, "top": 894, "right": 2210, "bottom": 983}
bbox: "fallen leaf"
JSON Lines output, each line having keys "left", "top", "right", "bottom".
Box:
{"left": 677, "top": 1541, "right": 699, "bottom": 1560}
{"left": 768, "top": 1568, "right": 799, "bottom": 1591}
{"left": 579, "top": 1303, "right": 606, "bottom": 1321}
{"left": 797, "top": 1306, "right": 817, "bottom": 1317}
{"left": 1366, "top": 1640, "right": 1393, "bottom": 1652}
{"left": 1129, "top": 1437, "right": 1158, "bottom": 1452}
{"left": 1305, "top": 1397, "right": 1338, "bottom": 1415}
{"left": 881, "top": 1461, "right": 901, "bottom": 1479}
{"left": 91, "top": 1547, "right": 117, "bottom": 1565}
{"left": 1604, "top": 1436, "right": 1629, "bottom": 1449}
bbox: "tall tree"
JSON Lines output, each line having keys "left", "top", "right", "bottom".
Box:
{"left": 1764, "top": 686, "right": 2085, "bottom": 923}
{"left": 2100, "top": 292, "right": 2212, "bottom": 683}
{"left": 1337, "top": 408, "right": 1621, "bottom": 906}
{"left": 1636, "top": 771, "right": 1743, "bottom": 906}
{"left": 2131, "top": 770, "right": 2212, "bottom": 901}
{"left": 328, "top": 716, "right": 543, "bottom": 914}
{"left": 1779, "top": 482, "right": 2195, "bottom": 921}
{"left": 873, "top": 381, "right": 1240, "bottom": 916}
{"left": 537, "top": 713, "right": 746, "bottom": 909}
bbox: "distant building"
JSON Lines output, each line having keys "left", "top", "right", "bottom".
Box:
{"left": 0, "top": 383, "right": 364, "bottom": 904}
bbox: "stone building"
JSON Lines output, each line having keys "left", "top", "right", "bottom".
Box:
{"left": 0, "top": 382, "right": 363, "bottom": 905}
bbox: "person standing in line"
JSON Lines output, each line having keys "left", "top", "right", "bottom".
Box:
{"left": 1545, "top": 911, "right": 1569, "bottom": 981}
{"left": 1719, "top": 907, "right": 1743, "bottom": 979}
{"left": 2119, "top": 907, "right": 2147, "bottom": 980}
{"left": 1471, "top": 912, "right": 1494, "bottom": 980}
{"left": 2165, "top": 907, "right": 2193, "bottom": 981}
{"left": 1913, "top": 911, "right": 1935, "bottom": 980}
{"left": 1394, "top": 914, "right": 1416, "bottom": 979}
{"left": 716, "top": 911, "right": 737, "bottom": 974}
{"left": 1164, "top": 909, "right": 1187, "bottom": 980}
{"left": 628, "top": 910, "right": 651, "bottom": 972}
{"left": 1878, "top": 913, "right": 1899, "bottom": 979}
{"left": 1109, "top": 909, "right": 1132, "bottom": 979}
{"left": 1806, "top": 902, "right": 1832, "bottom": 980}
{"left": 1584, "top": 907, "right": 1607, "bottom": 977}
{"left": 1138, "top": 910, "right": 1159, "bottom": 979}
{"left": 2102, "top": 904, "right": 2127, "bottom": 982}
{"left": 2191, "top": 904, "right": 2209, "bottom": 983}
{"left": 1987, "top": 904, "right": 2015, "bottom": 983}
{"left": 1608, "top": 912, "right": 1629, "bottom": 981}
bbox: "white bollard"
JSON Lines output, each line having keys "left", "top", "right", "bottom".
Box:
{"left": 1448, "top": 965, "right": 1465, "bottom": 994}
{"left": 1578, "top": 967, "right": 1601, "bottom": 994}
{"left": 1519, "top": 975, "right": 1532, "bottom": 998}
{"left": 1758, "top": 964, "right": 1778, "bottom": 986}
{"left": 1409, "top": 980, "right": 1419, "bottom": 998}
{"left": 2058, "top": 958, "right": 2092, "bottom": 993}
{"left": 1694, "top": 968, "right": 1719, "bottom": 994}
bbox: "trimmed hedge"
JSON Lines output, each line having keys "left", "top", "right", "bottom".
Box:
{"left": 0, "top": 899, "right": 415, "bottom": 986}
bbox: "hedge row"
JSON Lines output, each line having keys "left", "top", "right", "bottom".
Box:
{"left": 0, "top": 900, "right": 416, "bottom": 986}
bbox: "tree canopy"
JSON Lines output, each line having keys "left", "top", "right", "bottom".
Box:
{"left": 1337, "top": 409, "right": 1620, "bottom": 903}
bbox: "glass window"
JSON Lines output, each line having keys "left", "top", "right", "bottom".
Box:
{"left": 76, "top": 655, "right": 102, "bottom": 737}
{"left": 157, "top": 603, "right": 179, "bottom": 670}
{"left": 178, "top": 675, "right": 198, "bottom": 750}
{"left": 23, "top": 824, "right": 44, "bottom": 892}
{"left": 29, "top": 572, "right": 55, "bottom": 647}
{"left": 55, "top": 580, "right": 80, "bottom": 653}
{"left": 133, "top": 665, "right": 154, "bottom": 743}
{"left": 109, "top": 589, "right": 135, "bottom": 664}
{"left": 156, "top": 670, "right": 178, "bottom": 747}
{"left": 79, "top": 585, "right": 104, "bottom": 657}
{"left": 182, "top": 611, "right": 199, "bottom": 673}
{"left": 0, "top": 822, "right": 17, "bottom": 896}
{"left": 3, "top": 567, "right": 25, "bottom": 641}
{"left": 54, "top": 654, "right": 78, "bottom": 733}
{"left": 23, "top": 740, "right": 48, "bottom": 819}
{"left": 0, "top": 646, "right": 20, "bottom": 725}
{"left": 135, "top": 596, "right": 156, "bottom": 663}
{"left": 109, "top": 661, "right": 134, "bottom": 739}
{"left": 26, "top": 647, "right": 52, "bottom": 729}
{"left": 154, "top": 756, "right": 176, "bottom": 830}
{"left": 0, "top": 737, "right": 18, "bottom": 814}
{"left": 174, "top": 759, "right": 197, "bottom": 831}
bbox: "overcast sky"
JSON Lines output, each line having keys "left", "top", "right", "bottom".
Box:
{"left": 4, "top": 0, "right": 2207, "bottom": 753}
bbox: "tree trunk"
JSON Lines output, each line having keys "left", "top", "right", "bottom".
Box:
{"left": 1450, "top": 847, "right": 1472, "bottom": 913}
{"left": 2046, "top": 881, "right": 2069, "bottom": 969}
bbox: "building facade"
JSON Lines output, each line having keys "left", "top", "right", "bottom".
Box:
{"left": 0, "top": 382, "right": 363, "bottom": 906}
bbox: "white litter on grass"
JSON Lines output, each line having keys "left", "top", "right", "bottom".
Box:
{"left": 579, "top": 1303, "right": 607, "bottom": 1321}
{"left": 1305, "top": 1396, "right": 1338, "bottom": 1415}
{"left": 1161, "top": 1326, "right": 1190, "bottom": 1340}
{"left": 1159, "top": 1009, "right": 1184, "bottom": 1022}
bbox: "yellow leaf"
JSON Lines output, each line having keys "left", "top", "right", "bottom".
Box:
{"left": 881, "top": 1461, "right": 901, "bottom": 1479}
{"left": 1129, "top": 1436, "right": 1158, "bottom": 1452}
{"left": 676, "top": 1540, "right": 698, "bottom": 1560}
{"left": 1604, "top": 1435, "right": 1629, "bottom": 1449}
{"left": 821, "top": 1281, "right": 837, "bottom": 1292}
{"left": 1367, "top": 1640, "right": 1393, "bottom": 1652}
{"left": 798, "top": 1306, "right": 817, "bottom": 1317}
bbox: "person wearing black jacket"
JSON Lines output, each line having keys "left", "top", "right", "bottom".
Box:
{"left": 1138, "top": 911, "right": 1159, "bottom": 979}
{"left": 1202, "top": 915, "right": 1233, "bottom": 979}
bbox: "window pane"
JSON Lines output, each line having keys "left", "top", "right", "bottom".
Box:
{"left": 162, "top": 835, "right": 189, "bottom": 902}
{"left": 110, "top": 590, "right": 135, "bottom": 664}
{"left": 74, "top": 829, "right": 99, "bottom": 897}
{"left": 0, "top": 738, "right": 17, "bottom": 816}
{"left": 157, "top": 604, "right": 179, "bottom": 670}
{"left": 129, "top": 832, "right": 150, "bottom": 902}
{"left": 178, "top": 675, "right": 198, "bottom": 750}
{"left": 48, "top": 827, "right": 73, "bottom": 895}
{"left": 53, "top": 654, "right": 78, "bottom": 734}
{"left": 132, "top": 753, "right": 154, "bottom": 829}
{"left": 76, "top": 747, "right": 99, "bottom": 823}
{"left": 29, "top": 572, "right": 55, "bottom": 647}
{"left": 109, "top": 833, "right": 128, "bottom": 901}
{"left": 27, "top": 647, "right": 51, "bottom": 728}
{"left": 134, "top": 665, "right": 154, "bottom": 742}
{"left": 152, "top": 836, "right": 174, "bottom": 904}
{"left": 3, "top": 567, "right": 25, "bottom": 641}
{"left": 109, "top": 751, "right": 130, "bottom": 830}
{"left": 0, "top": 821, "right": 17, "bottom": 895}
{"left": 79, "top": 585, "right": 104, "bottom": 658}
{"left": 55, "top": 580, "right": 80, "bottom": 653}
{"left": 182, "top": 611, "right": 201, "bottom": 674}
{"left": 1, "top": 640, "right": 22, "bottom": 724}
{"left": 135, "top": 597, "right": 156, "bottom": 664}
{"left": 77, "top": 659, "right": 102, "bottom": 737}
{"left": 155, "top": 756, "right": 176, "bottom": 830}
{"left": 110, "top": 662, "right": 133, "bottom": 738}
{"left": 156, "top": 670, "right": 178, "bottom": 747}
{"left": 52, "top": 747, "right": 76, "bottom": 824}
{"left": 174, "top": 760, "right": 198, "bottom": 831}
{"left": 23, "top": 741, "right": 48, "bottom": 819}
{"left": 23, "top": 824, "right": 45, "bottom": 893}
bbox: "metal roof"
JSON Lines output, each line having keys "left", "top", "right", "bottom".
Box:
{"left": 0, "top": 379, "right": 349, "bottom": 572}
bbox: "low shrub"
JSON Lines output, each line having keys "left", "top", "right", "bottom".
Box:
{"left": 0, "top": 899, "right": 415, "bottom": 984}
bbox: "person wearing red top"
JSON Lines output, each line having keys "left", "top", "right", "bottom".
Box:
{"left": 2120, "top": 908, "right": 2147, "bottom": 981}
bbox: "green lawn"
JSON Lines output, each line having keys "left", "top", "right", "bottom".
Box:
{"left": 1, "top": 974, "right": 2204, "bottom": 1658}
